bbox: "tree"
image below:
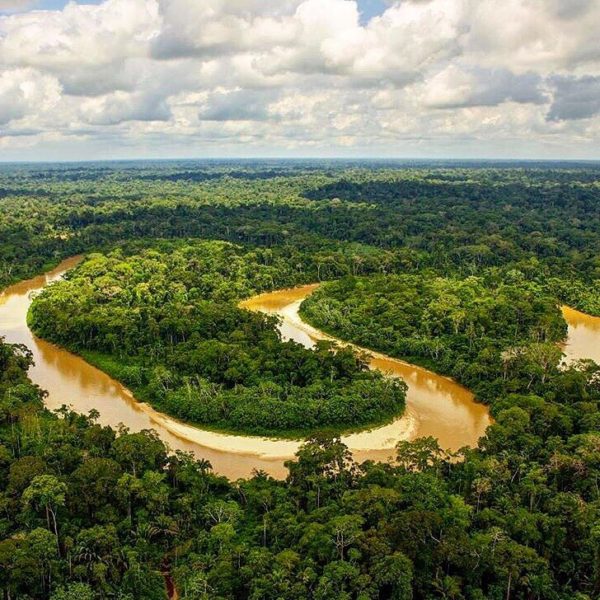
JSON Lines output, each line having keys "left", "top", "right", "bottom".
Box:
{"left": 286, "top": 434, "right": 357, "bottom": 509}
{"left": 328, "top": 515, "right": 363, "bottom": 561}
{"left": 51, "top": 582, "right": 94, "bottom": 600}
{"left": 22, "top": 475, "right": 67, "bottom": 553}
{"left": 395, "top": 436, "right": 447, "bottom": 473}
{"left": 372, "top": 552, "right": 413, "bottom": 600}
{"left": 26, "top": 528, "right": 58, "bottom": 596}
{"left": 112, "top": 430, "right": 166, "bottom": 477}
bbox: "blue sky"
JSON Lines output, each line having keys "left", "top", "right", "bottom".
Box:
{"left": 0, "top": 0, "right": 99, "bottom": 14}
{"left": 1, "top": 0, "right": 599, "bottom": 161}
{"left": 6, "top": 0, "right": 100, "bottom": 8}
{"left": 4, "top": 0, "right": 388, "bottom": 21}
{"left": 357, "top": 0, "right": 388, "bottom": 23}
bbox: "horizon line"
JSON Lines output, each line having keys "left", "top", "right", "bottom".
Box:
{"left": 2, "top": 157, "right": 600, "bottom": 165}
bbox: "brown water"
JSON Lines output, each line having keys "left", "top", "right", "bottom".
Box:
{"left": 0, "top": 258, "right": 291, "bottom": 479}
{"left": 2, "top": 262, "right": 595, "bottom": 479}
{"left": 241, "top": 286, "right": 492, "bottom": 462}
{"left": 561, "top": 306, "right": 600, "bottom": 365}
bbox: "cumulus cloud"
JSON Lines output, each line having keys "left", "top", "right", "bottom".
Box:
{"left": 80, "top": 90, "right": 171, "bottom": 125}
{"left": 151, "top": 0, "right": 300, "bottom": 60}
{"left": 548, "top": 0, "right": 595, "bottom": 20}
{"left": 0, "top": 0, "right": 599, "bottom": 159}
{"left": 0, "top": 68, "right": 60, "bottom": 125}
{"left": 548, "top": 76, "right": 600, "bottom": 121}
{"left": 199, "top": 89, "right": 281, "bottom": 122}
{"left": 464, "top": 0, "right": 600, "bottom": 72}
{"left": 424, "top": 66, "right": 545, "bottom": 109}
{"left": 0, "top": 0, "right": 159, "bottom": 95}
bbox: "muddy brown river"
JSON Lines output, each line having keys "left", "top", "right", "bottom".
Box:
{"left": 0, "top": 258, "right": 596, "bottom": 479}
{"left": 561, "top": 305, "right": 600, "bottom": 365}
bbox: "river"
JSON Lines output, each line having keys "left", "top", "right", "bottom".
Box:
{"left": 561, "top": 305, "right": 600, "bottom": 365}
{"left": 0, "top": 259, "right": 596, "bottom": 479}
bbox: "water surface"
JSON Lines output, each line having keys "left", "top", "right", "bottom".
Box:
{"left": 0, "top": 259, "right": 291, "bottom": 479}
{"left": 561, "top": 305, "right": 600, "bottom": 365}
{"left": 241, "top": 286, "right": 492, "bottom": 459}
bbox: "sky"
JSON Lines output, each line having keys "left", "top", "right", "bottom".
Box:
{"left": 0, "top": 0, "right": 599, "bottom": 161}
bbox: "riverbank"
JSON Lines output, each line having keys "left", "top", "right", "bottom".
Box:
{"left": 63, "top": 347, "right": 407, "bottom": 441}
{"left": 0, "top": 260, "right": 484, "bottom": 477}
{"left": 299, "top": 275, "right": 574, "bottom": 413}
{"left": 8, "top": 261, "right": 599, "bottom": 479}
{"left": 241, "top": 285, "right": 490, "bottom": 452}
{"left": 27, "top": 247, "right": 412, "bottom": 441}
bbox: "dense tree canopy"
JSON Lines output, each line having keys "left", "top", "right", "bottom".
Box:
{"left": 2, "top": 161, "right": 600, "bottom": 315}
{"left": 0, "top": 333, "right": 599, "bottom": 599}
{"left": 1, "top": 160, "right": 599, "bottom": 599}
{"left": 300, "top": 273, "right": 567, "bottom": 403}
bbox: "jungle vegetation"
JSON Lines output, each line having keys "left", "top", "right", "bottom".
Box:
{"left": 0, "top": 160, "right": 599, "bottom": 599}
{"left": 28, "top": 243, "right": 406, "bottom": 436}
{"left": 2, "top": 160, "right": 600, "bottom": 315}
{"left": 0, "top": 334, "right": 599, "bottom": 599}
{"left": 300, "top": 273, "right": 568, "bottom": 404}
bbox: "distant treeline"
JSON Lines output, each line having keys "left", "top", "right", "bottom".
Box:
{"left": 2, "top": 163, "right": 600, "bottom": 315}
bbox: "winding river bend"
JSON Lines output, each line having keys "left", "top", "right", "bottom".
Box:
{"left": 0, "top": 258, "right": 597, "bottom": 479}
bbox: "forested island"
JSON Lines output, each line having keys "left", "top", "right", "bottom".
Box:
{"left": 28, "top": 244, "right": 406, "bottom": 436}
{"left": 1, "top": 160, "right": 599, "bottom": 599}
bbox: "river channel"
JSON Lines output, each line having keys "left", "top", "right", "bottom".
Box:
{"left": 0, "top": 259, "right": 596, "bottom": 478}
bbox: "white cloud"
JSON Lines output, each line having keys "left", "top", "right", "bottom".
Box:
{"left": 151, "top": 0, "right": 300, "bottom": 59}
{"left": 198, "top": 88, "right": 281, "bottom": 122}
{"left": 0, "top": 0, "right": 159, "bottom": 94}
{"left": 0, "top": 68, "right": 60, "bottom": 125}
{"left": 423, "top": 65, "right": 545, "bottom": 109}
{"left": 80, "top": 90, "right": 171, "bottom": 125}
{"left": 0, "top": 0, "right": 599, "bottom": 159}
{"left": 465, "top": 0, "right": 600, "bottom": 73}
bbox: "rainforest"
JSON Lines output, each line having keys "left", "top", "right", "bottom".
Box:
{"left": 1, "top": 160, "right": 600, "bottom": 600}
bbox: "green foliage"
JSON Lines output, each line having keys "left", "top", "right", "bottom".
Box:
{"left": 301, "top": 273, "right": 568, "bottom": 402}
{"left": 50, "top": 583, "right": 94, "bottom": 600}
{"left": 2, "top": 161, "right": 600, "bottom": 314}
{"left": 1, "top": 161, "right": 600, "bottom": 599}
{"left": 29, "top": 244, "right": 406, "bottom": 436}
{"left": 0, "top": 338, "right": 598, "bottom": 599}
